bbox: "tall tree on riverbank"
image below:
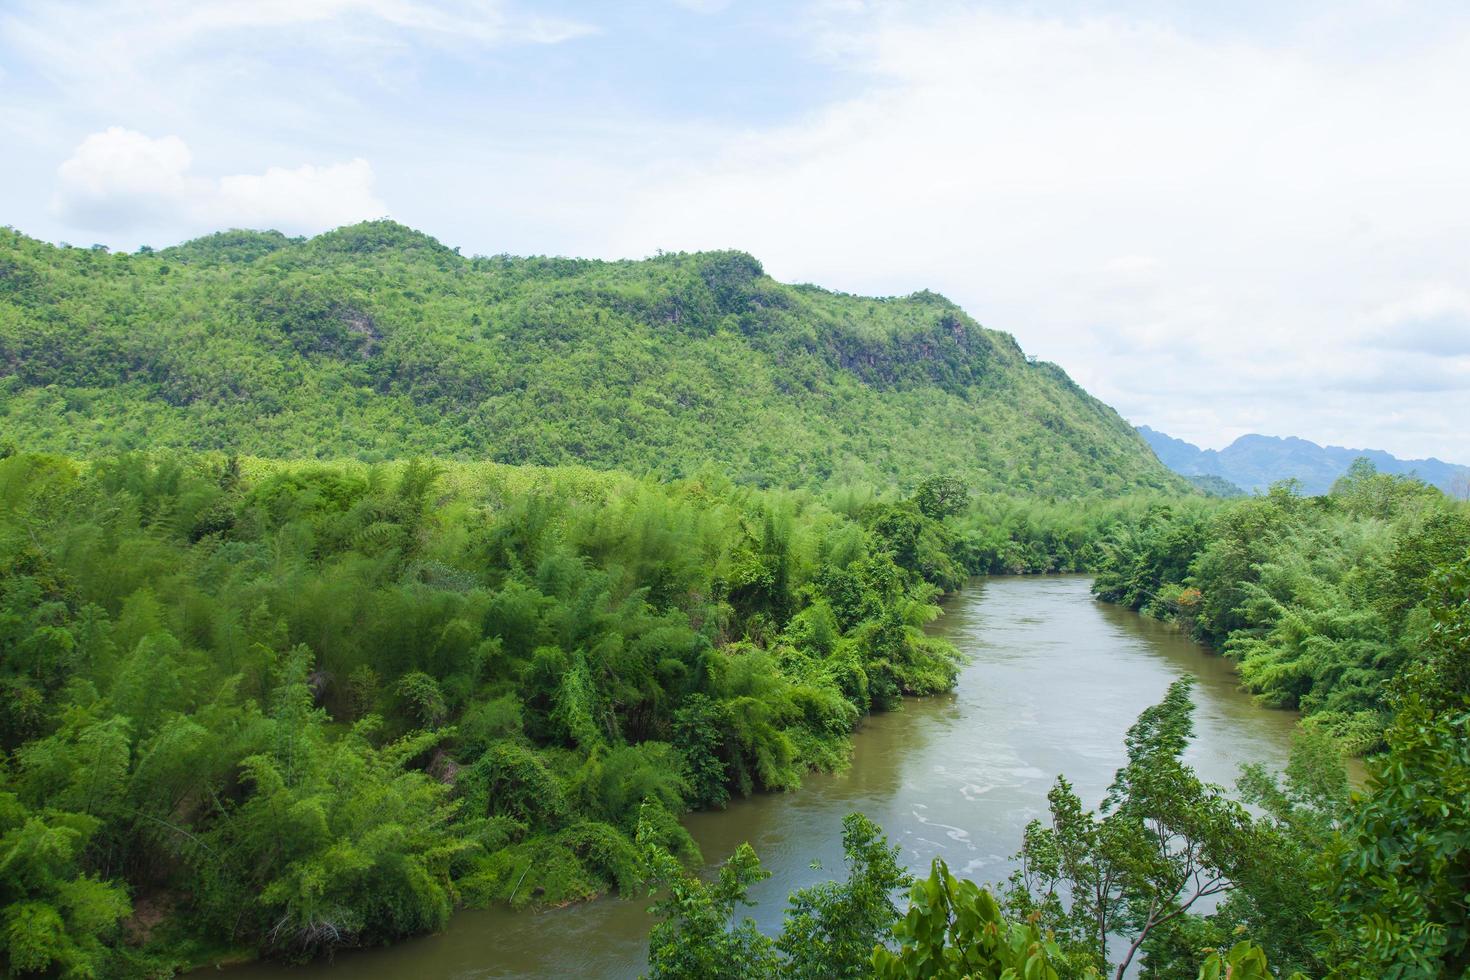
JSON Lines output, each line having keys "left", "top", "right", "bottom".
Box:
{"left": 640, "top": 810, "right": 908, "bottom": 980}
{"left": 1001, "top": 679, "right": 1267, "bottom": 979}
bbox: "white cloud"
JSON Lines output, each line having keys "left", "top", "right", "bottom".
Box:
{"left": 4, "top": 0, "right": 592, "bottom": 59}
{"left": 53, "top": 127, "right": 386, "bottom": 238}
{"left": 54, "top": 128, "right": 194, "bottom": 227}
{"left": 0, "top": 1, "right": 594, "bottom": 127}
{"left": 7, "top": 1, "right": 1470, "bottom": 462}
{"left": 1364, "top": 286, "right": 1470, "bottom": 357}
{"left": 670, "top": 0, "right": 735, "bottom": 13}
{"left": 210, "top": 160, "right": 382, "bottom": 232}
{"left": 597, "top": 6, "right": 1470, "bottom": 461}
{"left": 134, "top": 0, "right": 597, "bottom": 47}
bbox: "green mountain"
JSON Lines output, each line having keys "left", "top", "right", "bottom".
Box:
{"left": 1185, "top": 473, "right": 1246, "bottom": 498}
{"left": 0, "top": 221, "right": 1182, "bottom": 495}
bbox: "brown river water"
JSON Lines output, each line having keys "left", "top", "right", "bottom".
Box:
{"left": 225, "top": 575, "right": 1305, "bottom": 979}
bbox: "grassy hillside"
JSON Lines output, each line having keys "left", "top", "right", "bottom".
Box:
{"left": 0, "top": 221, "right": 1183, "bottom": 496}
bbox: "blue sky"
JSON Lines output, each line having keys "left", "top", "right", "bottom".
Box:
{"left": 2, "top": 0, "right": 1468, "bottom": 463}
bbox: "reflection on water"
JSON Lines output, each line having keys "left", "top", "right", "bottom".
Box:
{"left": 225, "top": 576, "right": 1302, "bottom": 979}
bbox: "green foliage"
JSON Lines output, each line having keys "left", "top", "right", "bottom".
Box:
{"left": 0, "top": 223, "right": 1184, "bottom": 496}
{"left": 873, "top": 860, "right": 1071, "bottom": 979}
{"left": 864, "top": 679, "right": 1356, "bottom": 980}
{"left": 672, "top": 694, "right": 731, "bottom": 809}
{"left": 1418, "top": 550, "right": 1470, "bottom": 706}
{"left": 395, "top": 670, "right": 448, "bottom": 727}
{"left": 1092, "top": 501, "right": 1210, "bottom": 613}
{"left": 1213, "top": 729, "right": 1350, "bottom": 977}
{"left": 1195, "top": 941, "right": 1282, "bottom": 980}
{"left": 1085, "top": 537, "right": 1470, "bottom": 978}
{"left": 913, "top": 476, "right": 970, "bottom": 520}
{"left": 0, "top": 450, "right": 970, "bottom": 969}
{"left": 1187, "top": 474, "right": 1247, "bottom": 498}
{"left": 458, "top": 740, "right": 569, "bottom": 827}
{"left": 1321, "top": 700, "right": 1470, "bottom": 978}
{"left": 640, "top": 809, "right": 779, "bottom": 980}
{"left": 1004, "top": 680, "right": 1264, "bottom": 979}
{"left": 461, "top": 817, "right": 649, "bottom": 910}
{"left": 776, "top": 813, "right": 910, "bottom": 979}
{"left": 1090, "top": 466, "right": 1470, "bottom": 740}
{"left": 196, "top": 650, "right": 466, "bottom": 959}
{"left": 640, "top": 808, "right": 912, "bottom": 980}
{"left": 0, "top": 240, "right": 1455, "bottom": 980}
{"left": 0, "top": 793, "right": 130, "bottom": 978}
{"left": 950, "top": 493, "right": 1186, "bottom": 575}
{"left": 1318, "top": 566, "right": 1470, "bottom": 978}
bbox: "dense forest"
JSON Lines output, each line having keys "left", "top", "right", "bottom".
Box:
{"left": 638, "top": 466, "right": 1470, "bottom": 979}
{"left": 0, "top": 222, "right": 1184, "bottom": 495}
{"left": 1092, "top": 462, "right": 1470, "bottom": 753}
{"left": 1, "top": 225, "right": 1466, "bottom": 979}
{"left": 0, "top": 449, "right": 1009, "bottom": 974}
{"left": 3, "top": 444, "right": 1466, "bottom": 977}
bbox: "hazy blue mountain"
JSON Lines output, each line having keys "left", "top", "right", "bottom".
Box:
{"left": 1138, "top": 425, "right": 1470, "bottom": 496}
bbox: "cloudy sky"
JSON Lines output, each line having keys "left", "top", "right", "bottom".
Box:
{"left": 3, "top": 0, "right": 1468, "bottom": 462}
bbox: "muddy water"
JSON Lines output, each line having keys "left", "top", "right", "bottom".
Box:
{"left": 228, "top": 576, "right": 1302, "bottom": 979}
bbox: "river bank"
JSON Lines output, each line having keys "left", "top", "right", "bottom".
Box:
{"left": 223, "top": 575, "right": 1304, "bottom": 979}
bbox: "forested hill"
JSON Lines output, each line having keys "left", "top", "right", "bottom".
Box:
{"left": 0, "top": 221, "right": 1182, "bottom": 495}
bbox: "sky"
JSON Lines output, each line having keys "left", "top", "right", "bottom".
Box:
{"left": 2, "top": 0, "right": 1468, "bottom": 463}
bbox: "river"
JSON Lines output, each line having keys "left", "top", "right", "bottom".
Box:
{"left": 227, "top": 575, "right": 1303, "bottom": 979}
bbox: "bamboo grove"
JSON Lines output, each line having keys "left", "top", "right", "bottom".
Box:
{"left": 0, "top": 450, "right": 973, "bottom": 974}
{"left": 2, "top": 447, "right": 1467, "bottom": 977}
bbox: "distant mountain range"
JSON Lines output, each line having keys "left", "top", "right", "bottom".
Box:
{"left": 1138, "top": 426, "right": 1470, "bottom": 497}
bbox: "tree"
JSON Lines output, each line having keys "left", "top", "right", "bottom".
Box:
{"left": 914, "top": 477, "right": 970, "bottom": 521}
{"left": 1319, "top": 556, "right": 1470, "bottom": 977}
{"left": 639, "top": 808, "right": 778, "bottom": 980}
{"left": 1195, "top": 941, "right": 1279, "bottom": 980}
{"left": 872, "top": 859, "right": 1070, "bottom": 979}
{"left": 201, "top": 651, "right": 466, "bottom": 958}
{"left": 673, "top": 694, "right": 731, "bottom": 809}
{"left": 1320, "top": 692, "right": 1470, "bottom": 978}
{"left": 0, "top": 448, "right": 982, "bottom": 968}
{"left": 0, "top": 793, "right": 130, "bottom": 979}
{"left": 1004, "top": 679, "right": 1262, "bottom": 979}
{"left": 777, "top": 813, "right": 910, "bottom": 979}
{"left": 640, "top": 809, "right": 911, "bottom": 980}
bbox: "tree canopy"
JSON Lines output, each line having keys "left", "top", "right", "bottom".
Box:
{"left": 0, "top": 223, "right": 1184, "bottom": 497}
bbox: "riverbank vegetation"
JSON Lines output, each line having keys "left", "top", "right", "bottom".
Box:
{"left": 636, "top": 464, "right": 1470, "bottom": 978}
{"left": 0, "top": 450, "right": 969, "bottom": 974}
{"left": 2, "top": 442, "right": 1465, "bottom": 977}
{"left": 1091, "top": 461, "right": 1470, "bottom": 753}
{"left": 647, "top": 564, "right": 1470, "bottom": 977}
